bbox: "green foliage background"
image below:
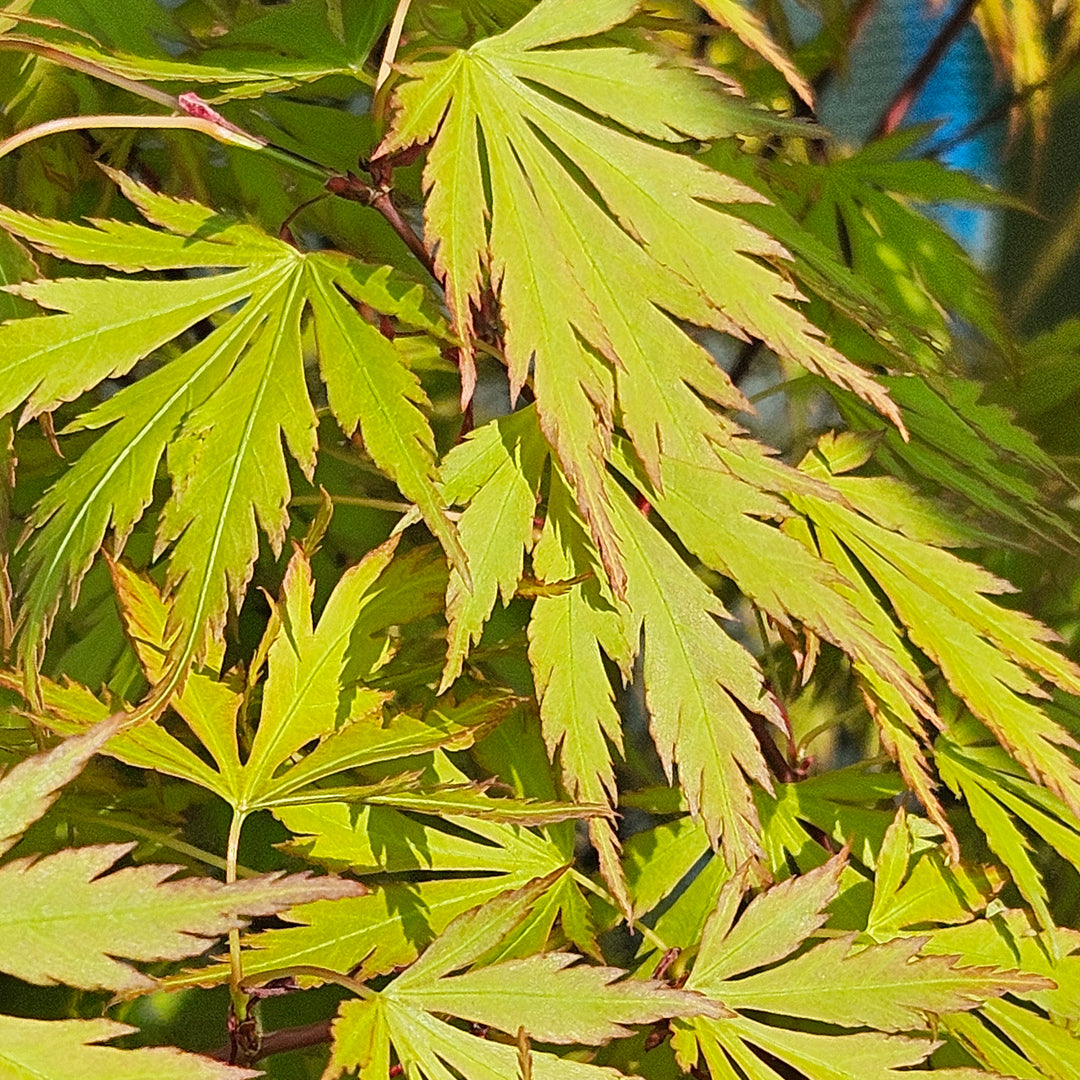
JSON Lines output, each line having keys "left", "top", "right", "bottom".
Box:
{"left": 0, "top": 1, "right": 1079, "bottom": 1077}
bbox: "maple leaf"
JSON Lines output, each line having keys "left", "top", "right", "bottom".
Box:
{"left": 793, "top": 443, "right": 1080, "bottom": 831}
{"left": 673, "top": 855, "right": 1051, "bottom": 1080}
{"left": 378, "top": 0, "right": 900, "bottom": 591}
{"left": 162, "top": 751, "right": 596, "bottom": 992}
{"left": 0, "top": 167, "right": 462, "bottom": 693}
{"left": 0, "top": 841, "right": 363, "bottom": 993}
{"left": 13, "top": 544, "right": 516, "bottom": 819}
{"left": 441, "top": 406, "right": 549, "bottom": 690}
{"left": 923, "top": 907, "right": 1080, "bottom": 1080}
{"left": 694, "top": 0, "right": 813, "bottom": 105}
{"left": 937, "top": 723, "right": 1080, "bottom": 935}
{"left": 325, "top": 876, "right": 723, "bottom": 1080}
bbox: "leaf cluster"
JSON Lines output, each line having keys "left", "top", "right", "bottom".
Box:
{"left": 0, "top": 1, "right": 1078, "bottom": 1078}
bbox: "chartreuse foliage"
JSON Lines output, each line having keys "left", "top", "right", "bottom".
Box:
{"left": 0, "top": 0, "right": 1078, "bottom": 1077}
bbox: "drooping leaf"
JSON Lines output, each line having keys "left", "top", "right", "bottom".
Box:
{"left": 607, "top": 472, "right": 778, "bottom": 865}
{"left": 790, "top": 132, "right": 1012, "bottom": 353}
{"left": 528, "top": 469, "right": 634, "bottom": 905}
{"left": 936, "top": 723, "right": 1080, "bottom": 934}
{"left": 794, "top": 444, "right": 1080, "bottom": 825}
{"left": 378, "top": 0, "right": 900, "bottom": 589}
{"left": 441, "top": 406, "right": 548, "bottom": 689}
{"left": 835, "top": 374, "right": 1074, "bottom": 546}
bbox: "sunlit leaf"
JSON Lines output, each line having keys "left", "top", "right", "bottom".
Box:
{"left": 0, "top": 1016, "right": 258, "bottom": 1080}
{"left": 0, "top": 841, "right": 361, "bottom": 992}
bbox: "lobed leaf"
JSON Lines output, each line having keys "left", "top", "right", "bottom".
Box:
{"left": 380, "top": 0, "right": 899, "bottom": 588}
{"left": 0, "top": 173, "right": 456, "bottom": 689}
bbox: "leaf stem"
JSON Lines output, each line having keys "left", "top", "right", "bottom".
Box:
{"left": 325, "top": 173, "right": 437, "bottom": 281}
{"left": 571, "top": 869, "right": 672, "bottom": 955}
{"left": 210, "top": 1019, "right": 333, "bottom": 1063}
{"left": 0, "top": 37, "right": 180, "bottom": 108}
{"left": 226, "top": 808, "right": 250, "bottom": 1020}
{"left": 65, "top": 812, "right": 261, "bottom": 878}
{"left": 240, "top": 964, "right": 373, "bottom": 1000}
{"left": 376, "top": 0, "right": 413, "bottom": 97}
{"left": 290, "top": 493, "right": 415, "bottom": 513}
{"left": 0, "top": 113, "right": 266, "bottom": 162}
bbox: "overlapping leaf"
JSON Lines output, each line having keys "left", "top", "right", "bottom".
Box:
{"left": 528, "top": 457, "right": 777, "bottom": 869}
{"left": 0, "top": 168, "right": 460, "bottom": 692}
{"left": 378, "top": 0, "right": 899, "bottom": 592}
{"left": 528, "top": 468, "right": 634, "bottom": 903}
{"left": 25, "top": 544, "right": 516, "bottom": 816}
{"left": 0, "top": 841, "right": 362, "bottom": 993}
{"left": 694, "top": 0, "right": 813, "bottom": 105}
{"left": 441, "top": 405, "right": 548, "bottom": 689}
{"left": 793, "top": 440, "right": 1080, "bottom": 831}
{"left": 864, "top": 808, "right": 1005, "bottom": 942}
{"left": 937, "top": 720, "right": 1080, "bottom": 934}
{"left": 325, "top": 877, "right": 722, "bottom": 1080}
{"left": 835, "top": 373, "right": 1073, "bottom": 546}
{"left": 786, "top": 132, "right": 1014, "bottom": 353}
{"left": 163, "top": 752, "right": 591, "bottom": 990}
{"left": 925, "top": 908, "right": 1080, "bottom": 1080}
{"left": 0, "top": 712, "right": 122, "bottom": 856}
{"left": 673, "top": 854, "right": 1049, "bottom": 1080}
{"left": 0, "top": 712, "right": 362, "bottom": 1003}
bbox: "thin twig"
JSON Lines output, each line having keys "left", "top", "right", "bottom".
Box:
{"left": 872, "top": 0, "right": 980, "bottom": 138}
{"left": 0, "top": 112, "right": 266, "bottom": 161}
{"left": 728, "top": 339, "right": 762, "bottom": 388}
{"left": 0, "top": 37, "right": 179, "bottom": 108}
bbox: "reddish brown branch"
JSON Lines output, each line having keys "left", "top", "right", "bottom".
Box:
{"left": 209, "top": 1018, "right": 333, "bottom": 1064}
{"left": 325, "top": 173, "right": 437, "bottom": 281}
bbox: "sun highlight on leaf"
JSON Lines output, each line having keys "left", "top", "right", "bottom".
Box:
{"left": 378, "top": 0, "right": 901, "bottom": 590}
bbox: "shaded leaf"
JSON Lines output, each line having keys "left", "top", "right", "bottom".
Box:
{"left": 0, "top": 713, "right": 122, "bottom": 857}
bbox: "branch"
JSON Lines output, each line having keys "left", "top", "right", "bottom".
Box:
{"left": 325, "top": 173, "right": 437, "bottom": 281}
{"left": 872, "top": 0, "right": 980, "bottom": 138}
{"left": 208, "top": 1019, "right": 333, "bottom": 1064}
